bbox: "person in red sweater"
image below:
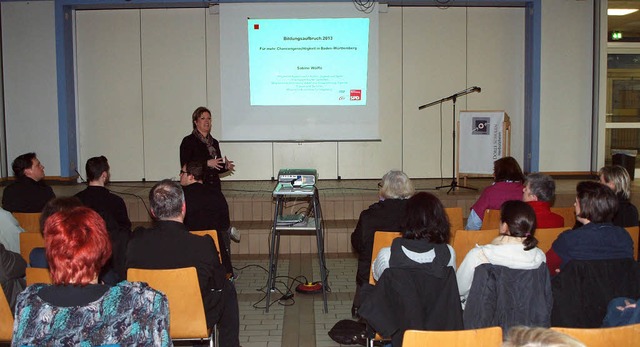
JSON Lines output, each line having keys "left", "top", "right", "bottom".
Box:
{"left": 522, "top": 173, "right": 564, "bottom": 229}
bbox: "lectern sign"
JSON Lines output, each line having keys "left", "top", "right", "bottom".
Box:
{"left": 459, "top": 111, "right": 510, "bottom": 176}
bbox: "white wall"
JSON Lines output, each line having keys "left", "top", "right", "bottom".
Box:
{"left": 0, "top": 2, "right": 598, "bottom": 179}
{"left": 1, "top": 1, "right": 60, "bottom": 177}
{"left": 539, "top": 0, "right": 594, "bottom": 172}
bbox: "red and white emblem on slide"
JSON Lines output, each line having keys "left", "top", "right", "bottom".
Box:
{"left": 350, "top": 89, "right": 361, "bottom": 101}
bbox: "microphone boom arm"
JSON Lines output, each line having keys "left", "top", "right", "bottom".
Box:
{"left": 418, "top": 86, "right": 481, "bottom": 110}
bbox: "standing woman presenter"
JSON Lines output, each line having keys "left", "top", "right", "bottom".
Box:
{"left": 180, "top": 107, "right": 240, "bottom": 249}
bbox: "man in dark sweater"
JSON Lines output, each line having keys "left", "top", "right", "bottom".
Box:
{"left": 2, "top": 152, "right": 55, "bottom": 213}
{"left": 126, "top": 180, "right": 239, "bottom": 347}
{"left": 75, "top": 156, "right": 131, "bottom": 231}
{"left": 75, "top": 156, "right": 131, "bottom": 283}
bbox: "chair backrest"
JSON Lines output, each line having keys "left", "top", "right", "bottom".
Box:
{"left": 551, "top": 323, "right": 640, "bottom": 347}
{"left": 127, "top": 267, "right": 209, "bottom": 339}
{"left": 19, "top": 232, "right": 45, "bottom": 262}
{"left": 445, "top": 207, "right": 464, "bottom": 241}
{"left": 464, "top": 264, "right": 552, "bottom": 333}
{"left": 625, "top": 226, "right": 639, "bottom": 261}
{"left": 480, "top": 210, "right": 501, "bottom": 230}
{"left": 369, "top": 231, "right": 403, "bottom": 285}
{"left": 0, "top": 287, "right": 14, "bottom": 342}
{"left": 550, "top": 206, "right": 576, "bottom": 228}
{"left": 12, "top": 212, "right": 41, "bottom": 234}
{"left": 26, "top": 267, "right": 52, "bottom": 286}
{"left": 190, "top": 230, "right": 222, "bottom": 263}
{"left": 402, "top": 326, "right": 503, "bottom": 347}
{"left": 452, "top": 229, "right": 500, "bottom": 268}
{"left": 535, "top": 227, "right": 566, "bottom": 253}
{"left": 551, "top": 258, "right": 640, "bottom": 328}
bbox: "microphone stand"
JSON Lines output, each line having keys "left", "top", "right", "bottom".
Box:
{"left": 418, "top": 87, "right": 481, "bottom": 194}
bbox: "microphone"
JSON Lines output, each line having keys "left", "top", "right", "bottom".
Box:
{"left": 471, "top": 86, "right": 481, "bottom": 93}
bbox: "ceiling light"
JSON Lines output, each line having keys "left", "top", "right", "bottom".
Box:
{"left": 608, "top": 9, "right": 639, "bottom": 16}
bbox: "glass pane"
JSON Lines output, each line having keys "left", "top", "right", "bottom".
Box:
{"left": 605, "top": 128, "right": 640, "bottom": 169}
{"left": 608, "top": 1, "right": 640, "bottom": 42}
{"left": 610, "top": 79, "right": 640, "bottom": 122}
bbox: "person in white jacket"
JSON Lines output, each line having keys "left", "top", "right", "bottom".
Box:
{"left": 457, "top": 200, "right": 546, "bottom": 307}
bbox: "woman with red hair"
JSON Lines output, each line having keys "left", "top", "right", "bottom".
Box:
{"left": 11, "top": 207, "right": 171, "bottom": 346}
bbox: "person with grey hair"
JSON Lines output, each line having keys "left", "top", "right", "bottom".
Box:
{"left": 350, "top": 170, "right": 414, "bottom": 318}
{"left": 599, "top": 165, "right": 639, "bottom": 227}
{"left": 522, "top": 173, "right": 564, "bottom": 228}
{"left": 502, "top": 326, "right": 585, "bottom": 347}
{"left": 126, "top": 179, "right": 240, "bottom": 347}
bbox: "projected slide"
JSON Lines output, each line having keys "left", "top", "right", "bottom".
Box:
{"left": 247, "top": 18, "right": 369, "bottom": 106}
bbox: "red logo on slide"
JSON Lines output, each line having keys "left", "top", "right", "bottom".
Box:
{"left": 350, "top": 89, "right": 361, "bottom": 101}
{"left": 254, "top": 24, "right": 260, "bottom": 30}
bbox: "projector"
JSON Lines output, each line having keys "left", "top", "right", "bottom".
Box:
{"left": 278, "top": 169, "right": 317, "bottom": 187}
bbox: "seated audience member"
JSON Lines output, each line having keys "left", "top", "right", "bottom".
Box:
{"left": 29, "top": 197, "right": 83, "bottom": 268}
{"left": 75, "top": 155, "right": 131, "bottom": 230}
{"left": 466, "top": 156, "right": 525, "bottom": 230}
{"left": 126, "top": 179, "right": 240, "bottom": 347}
{"left": 2, "top": 152, "right": 55, "bottom": 213}
{"left": 0, "top": 242, "right": 26, "bottom": 313}
{"left": 372, "top": 192, "right": 456, "bottom": 281}
{"left": 546, "top": 181, "right": 634, "bottom": 275}
{"left": 603, "top": 297, "right": 640, "bottom": 327}
{"left": 457, "top": 200, "right": 546, "bottom": 305}
{"left": 180, "top": 161, "right": 233, "bottom": 275}
{"left": 350, "top": 170, "right": 414, "bottom": 317}
{"left": 12, "top": 207, "right": 170, "bottom": 346}
{"left": 599, "top": 165, "right": 639, "bottom": 227}
{"left": 361, "top": 192, "right": 462, "bottom": 346}
{"left": 0, "top": 207, "right": 24, "bottom": 254}
{"left": 502, "top": 326, "right": 585, "bottom": 347}
{"left": 523, "top": 173, "right": 564, "bottom": 228}
{"left": 74, "top": 156, "right": 131, "bottom": 283}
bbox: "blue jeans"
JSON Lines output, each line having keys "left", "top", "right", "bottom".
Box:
{"left": 465, "top": 210, "right": 482, "bottom": 230}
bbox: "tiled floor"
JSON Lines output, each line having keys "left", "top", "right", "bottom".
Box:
{"left": 233, "top": 253, "right": 357, "bottom": 347}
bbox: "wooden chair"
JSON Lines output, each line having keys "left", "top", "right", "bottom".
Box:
{"left": 19, "top": 232, "right": 45, "bottom": 263}
{"left": 402, "top": 326, "right": 503, "bottom": 347}
{"left": 550, "top": 206, "right": 576, "bottom": 228}
{"left": 551, "top": 323, "right": 640, "bottom": 347}
{"left": 445, "top": 207, "right": 464, "bottom": 241}
{"left": 368, "top": 231, "right": 402, "bottom": 285}
{"left": 191, "top": 230, "right": 222, "bottom": 263}
{"left": 625, "top": 226, "right": 639, "bottom": 261}
{"left": 26, "top": 267, "right": 52, "bottom": 286}
{"left": 452, "top": 229, "right": 500, "bottom": 268}
{"left": 534, "top": 227, "right": 566, "bottom": 253}
{"left": 12, "top": 212, "right": 41, "bottom": 234}
{"left": 480, "top": 209, "right": 501, "bottom": 230}
{"left": 0, "top": 286, "right": 14, "bottom": 342}
{"left": 127, "top": 267, "right": 216, "bottom": 346}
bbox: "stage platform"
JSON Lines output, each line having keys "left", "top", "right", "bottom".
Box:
{"left": 1, "top": 176, "right": 614, "bottom": 255}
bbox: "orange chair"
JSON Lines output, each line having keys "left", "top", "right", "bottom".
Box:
{"left": 551, "top": 323, "right": 640, "bottom": 347}
{"left": 402, "top": 326, "right": 503, "bottom": 347}
{"left": 128, "top": 267, "right": 216, "bottom": 346}
{"left": 625, "top": 226, "right": 639, "bottom": 260}
{"left": 445, "top": 207, "right": 464, "bottom": 241}
{"left": 451, "top": 229, "right": 500, "bottom": 268}
{"left": 26, "top": 267, "right": 52, "bottom": 286}
{"left": 190, "top": 230, "right": 222, "bottom": 263}
{"left": 0, "top": 286, "right": 13, "bottom": 342}
{"left": 19, "top": 232, "right": 45, "bottom": 263}
{"left": 534, "top": 227, "right": 566, "bottom": 253}
{"left": 12, "top": 212, "right": 41, "bottom": 234}
{"left": 550, "top": 206, "right": 576, "bottom": 228}
{"left": 368, "top": 231, "right": 402, "bottom": 285}
{"left": 480, "top": 210, "right": 501, "bottom": 230}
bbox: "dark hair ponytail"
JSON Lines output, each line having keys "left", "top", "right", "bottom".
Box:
{"left": 500, "top": 200, "right": 539, "bottom": 251}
